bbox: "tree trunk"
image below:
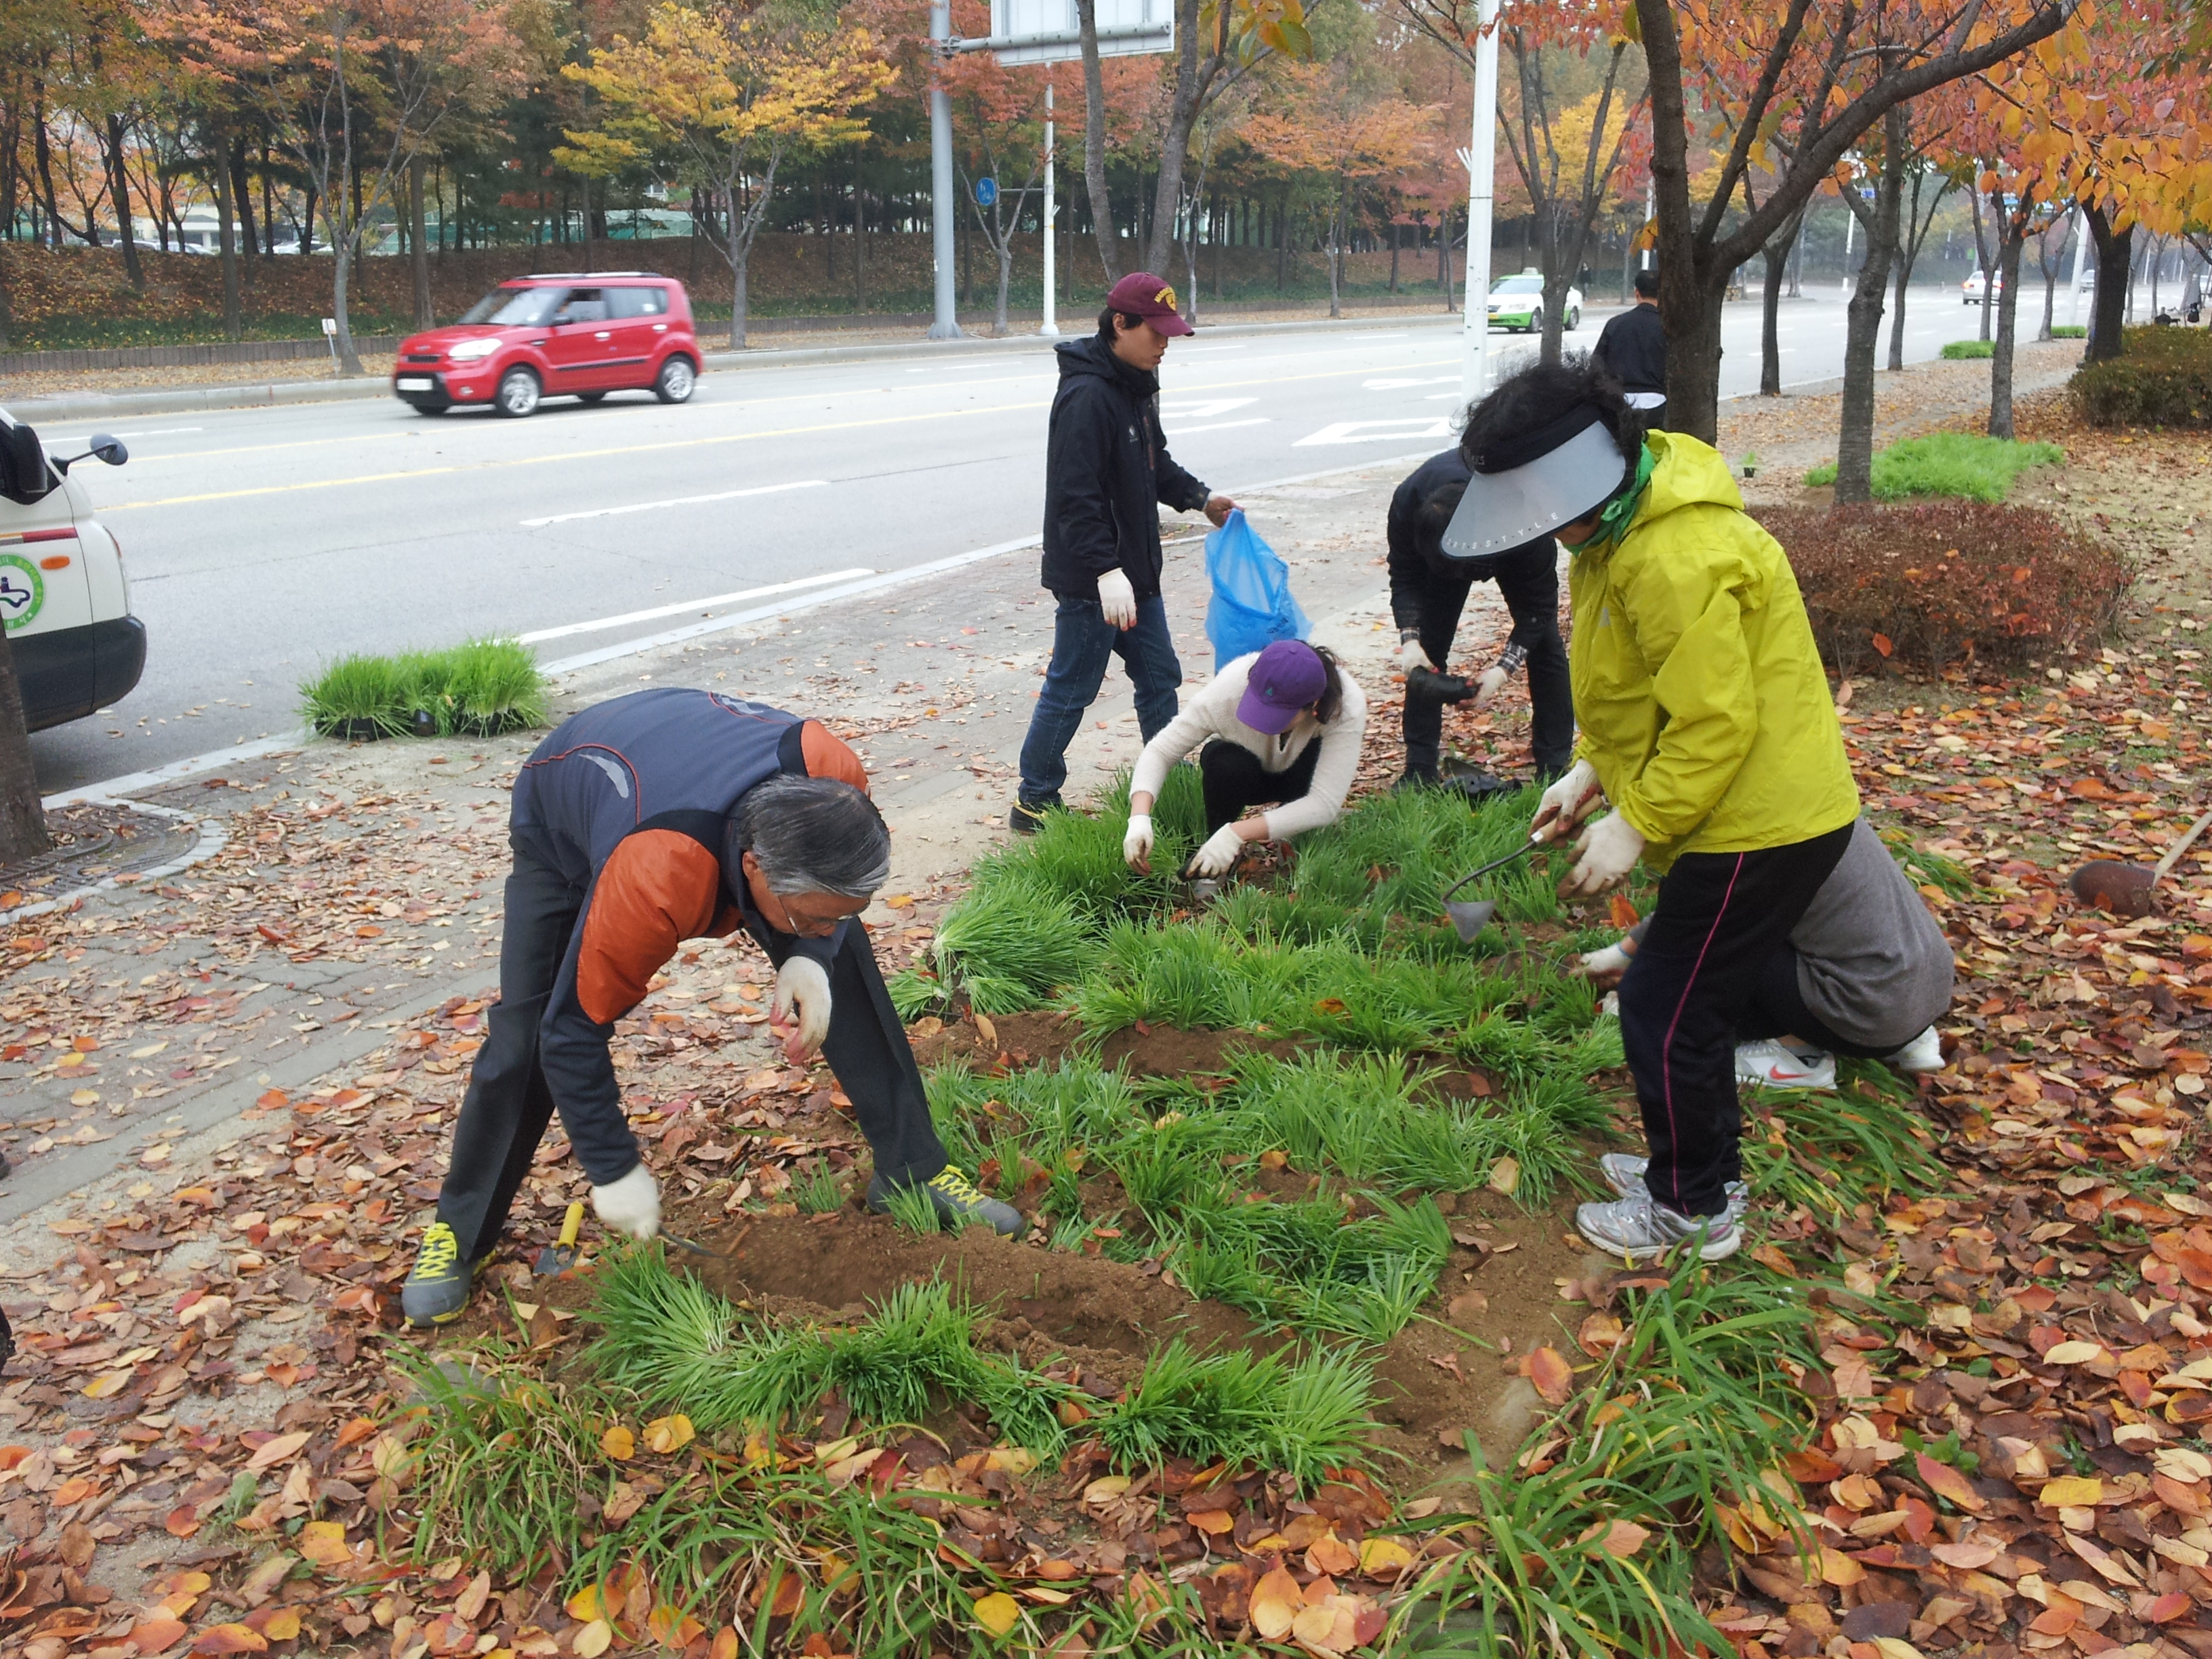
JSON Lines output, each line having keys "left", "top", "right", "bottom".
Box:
{"left": 1832, "top": 108, "right": 1908, "bottom": 506}
{"left": 996, "top": 243, "right": 1012, "bottom": 335}
{"left": 1388, "top": 219, "right": 1398, "bottom": 293}
{"left": 1988, "top": 207, "right": 2028, "bottom": 439}
{"left": 2038, "top": 252, "right": 2057, "bottom": 343}
{"left": 1076, "top": 0, "right": 1118, "bottom": 284}
{"left": 230, "top": 136, "right": 258, "bottom": 264}
{"left": 106, "top": 114, "right": 143, "bottom": 288}
{"left": 215, "top": 136, "right": 241, "bottom": 342}
{"left": 2083, "top": 203, "right": 2131, "bottom": 363}
{"left": 1143, "top": 0, "right": 1216, "bottom": 279}
{"left": 725, "top": 183, "right": 749, "bottom": 350}
{"left": 1325, "top": 198, "right": 1341, "bottom": 319}
{"left": 0, "top": 631, "right": 50, "bottom": 865}
{"left": 409, "top": 153, "right": 432, "bottom": 328}
{"left": 1758, "top": 211, "right": 1799, "bottom": 396}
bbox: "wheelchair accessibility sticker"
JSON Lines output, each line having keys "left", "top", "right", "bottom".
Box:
{"left": 0, "top": 554, "right": 44, "bottom": 633}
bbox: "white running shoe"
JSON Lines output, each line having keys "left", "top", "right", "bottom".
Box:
{"left": 1734, "top": 1039, "right": 1837, "bottom": 1091}
{"left": 1597, "top": 1153, "right": 1748, "bottom": 1226}
{"left": 1575, "top": 1193, "right": 1740, "bottom": 1264}
{"left": 1883, "top": 1025, "right": 1944, "bottom": 1074}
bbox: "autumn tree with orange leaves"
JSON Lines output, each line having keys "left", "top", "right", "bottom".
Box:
{"left": 1242, "top": 59, "right": 1432, "bottom": 317}
{"left": 1635, "top": 0, "right": 2083, "bottom": 443}
{"left": 559, "top": 2, "right": 895, "bottom": 349}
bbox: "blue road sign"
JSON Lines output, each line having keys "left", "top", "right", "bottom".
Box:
{"left": 976, "top": 176, "right": 998, "bottom": 207}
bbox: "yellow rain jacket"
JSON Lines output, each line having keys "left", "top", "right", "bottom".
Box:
{"left": 1568, "top": 430, "right": 1858, "bottom": 870}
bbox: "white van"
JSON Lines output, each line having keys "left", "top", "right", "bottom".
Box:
{"left": 0, "top": 411, "right": 146, "bottom": 730}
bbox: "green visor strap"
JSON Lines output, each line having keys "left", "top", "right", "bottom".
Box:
{"left": 1593, "top": 443, "right": 1657, "bottom": 545}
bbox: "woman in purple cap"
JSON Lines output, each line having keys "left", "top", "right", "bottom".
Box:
{"left": 1120, "top": 638, "right": 1368, "bottom": 879}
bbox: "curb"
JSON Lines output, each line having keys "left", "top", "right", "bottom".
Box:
{"left": 6, "top": 310, "right": 1471, "bottom": 424}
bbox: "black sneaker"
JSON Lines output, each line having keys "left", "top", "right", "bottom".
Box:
{"left": 1394, "top": 767, "right": 1441, "bottom": 792}
{"left": 867, "top": 1166, "right": 1025, "bottom": 1236}
{"left": 401, "top": 1221, "right": 474, "bottom": 1327}
{"left": 1008, "top": 798, "right": 1057, "bottom": 836}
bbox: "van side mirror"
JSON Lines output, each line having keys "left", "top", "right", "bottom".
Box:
{"left": 54, "top": 433, "right": 129, "bottom": 475}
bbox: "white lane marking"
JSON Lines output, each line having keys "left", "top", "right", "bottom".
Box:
{"left": 1162, "top": 417, "right": 1270, "bottom": 436}
{"left": 521, "top": 478, "right": 827, "bottom": 527}
{"left": 516, "top": 569, "right": 876, "bottom": 644}
{"left": 1344, "top": 331, "right": 1408, "bottom": 339}
{"left": 60, "top": 426, "right": 206, "bottom": 443}
{"left": 1362, "top": 375, "right": 1460, "bottom": 390}
{"left": 1158, "top": 396, "right": 1257, "bottom": 419}
{"left": 1294, "top": 417, "right": 1452, "bottom": 447}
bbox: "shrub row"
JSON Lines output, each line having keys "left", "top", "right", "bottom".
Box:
{"left": 2071, "top": 324, "right": 2212, "bottom": 427}
{"left": 300, "top": 638, "right": 548, "bottom": 739}
{"left": 1757, "top": 501, "right": 2130, "bottom": 679}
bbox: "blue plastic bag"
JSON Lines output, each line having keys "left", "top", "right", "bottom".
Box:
{"left": 1204, "top": 509, "right": 1309, "bottom": 666}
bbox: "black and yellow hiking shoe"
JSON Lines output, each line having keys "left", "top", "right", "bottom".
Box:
{"left": 867, "top": 1166, "right": 1025, "bottom": 1236}
{"left": 1007, "top": 797, "right": 1057, "bottom": 836}
{"left": 401, "top": 1221, "right": 474, "bottom": 1327}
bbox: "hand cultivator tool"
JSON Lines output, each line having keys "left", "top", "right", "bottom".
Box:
{"left": 1441, "top": 838, "right": 1540, "bottom": 941}
{"left": 659, "top": 1227, "right": 729, "bottom": 1261}
{"left": 2069, "top": 804, "right": 2212, "bottom": 918}
{"left": 533, "top": 1202, "right": 586, "bottom": 1276}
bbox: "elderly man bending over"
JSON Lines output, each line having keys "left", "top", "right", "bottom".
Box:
{"left": 403, "top": 689, "right": 1019, "bottom": 1326}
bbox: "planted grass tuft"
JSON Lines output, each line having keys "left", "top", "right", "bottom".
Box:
{"left": 300, "top": 638, "right": 547, "bottom": 739}
{"left": 1802, "top": 432, "right": 2064, "bottom": 502}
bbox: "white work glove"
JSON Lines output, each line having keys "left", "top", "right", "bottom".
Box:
{"left": 1574, "top": 939, "right": 1634, "bottom": 989}
{"left": 1562, "top": 813, "right": 1645, "bottom": 896}
{"left": 1399, "top": 635, "right": 1436, "bottom": 675}
{"left": 1531, "top": 758, "right": 1601, "bottom": 844}
{"left": 1123, "top": 813, "right": 1154, "bottom": 872}
{"left": 771, "top": 955, "right": 832, "bottom": 1064}
{"left": 592, "top": 1163, "right": 661, "bottom": 1240}
{"left": 1186, "top": 823, "right": 1248, "bottom": 878}
{"left": 1469, "top": 665, "right": 1509, "bottom": 709}
{"left": 1096, "top": 569, "right": 1138, "bottom": 630}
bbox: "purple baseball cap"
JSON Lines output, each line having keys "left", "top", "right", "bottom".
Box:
{"left": 1237, "top": 640, "right": 1327, "bottom": 735}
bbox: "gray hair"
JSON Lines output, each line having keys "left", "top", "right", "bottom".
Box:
{"left": 726, "top": 774, "right": 891, "bottom": 899}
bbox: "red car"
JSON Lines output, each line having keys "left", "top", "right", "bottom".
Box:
{"left": 392, "top": 273, "right": 702, "bottom": 417}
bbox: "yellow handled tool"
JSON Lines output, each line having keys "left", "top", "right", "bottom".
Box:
{"left": 533, "top": 1201, "right": 588, "bottom": 1275}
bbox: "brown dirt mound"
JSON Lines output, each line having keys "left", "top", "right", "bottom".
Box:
{"left": 656, "top": 1181, "right": 1601, "bottom": 1477}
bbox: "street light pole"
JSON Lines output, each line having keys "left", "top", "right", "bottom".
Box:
{"left": 1458, "top": 0, "right": 1500, "bottom": 403}
{"left": 928, "top": 0, "right": 962, "bottom": 339}
{"left": 1042, "top": 79, "right": 1059, "bottom": 337}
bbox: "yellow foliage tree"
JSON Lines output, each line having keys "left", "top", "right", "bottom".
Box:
{"left": 559, "top": 2, "right": 897, "bottom": 348}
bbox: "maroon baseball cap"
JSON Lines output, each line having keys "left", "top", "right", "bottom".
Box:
{"left": 1237, "top": 640, "right": 1327, "bottom": 735}
{"left": 1105, "top": 271, "right": 1194, "bottom": 337}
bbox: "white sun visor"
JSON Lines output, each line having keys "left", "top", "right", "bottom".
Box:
{"left": 1437, "top": 423, "right": 1632, "bottom": 561}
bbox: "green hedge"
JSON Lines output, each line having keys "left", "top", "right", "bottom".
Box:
{"left": 2071, "top": 325, "right": 2212, "bottom": 427}
{"left": 1940, "top": 338, "right": 1994, "bottom": 359}
{"left": 2051, "top": 323, "right": 2087, "bottom": 339}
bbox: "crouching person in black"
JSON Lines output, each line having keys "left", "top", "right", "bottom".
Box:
{"left": 1387, "top": 447, "right": 1574, "bottom": 788}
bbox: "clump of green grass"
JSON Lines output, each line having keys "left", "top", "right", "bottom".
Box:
{"left": 298, "top": 653, "right": 417, "bottom": 738}
{"left": 1099, "top": 1339, "right": 1376, "bottom": 1487}
{"left": 1802, "top": 432, "right": 2064, "bottom": 501}
{"left": 2051, "top": 323, "right": 2087, "bottom": 339}
{"left": 1740, "top": 1064, "right": 1946, "bottom": 1217}
{"left": 929, "top": 884, "right": 1103, "bottom": 1015}
{"left": 301, "top": 638, "right": 547, "bottom": 739}
{"left": 1941, "top": 337, "right": 1996, "bottom": 359}
{"left": 793, "top": 1162, "right": 846, "bottom": 1215}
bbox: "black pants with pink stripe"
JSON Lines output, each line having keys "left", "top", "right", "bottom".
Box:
{"left": 1616, "top": 823, "right": 1854, "bottom": 1218}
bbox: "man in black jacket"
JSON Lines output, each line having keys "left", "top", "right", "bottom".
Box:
{"left": 1593, "top": 268, "right": 1668, "bottom": 430}
{"left": 1012, "top": 273, "right": 1236, "bottom": 832}
{"left": 1387, "top": 449, "right": 1572, "bottom": 787}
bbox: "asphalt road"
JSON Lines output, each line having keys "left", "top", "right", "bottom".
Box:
{"left": 30, "top": 285, "right": 2001, "bottom": 792}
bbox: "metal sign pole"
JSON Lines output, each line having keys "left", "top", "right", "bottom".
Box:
{"left": 928, "top": 0, "right": 963, "bottom": 339}
{"left": 1458, "top": 0, "right": 1499, "bottom": 404}
{"left": 1041, "top": 79, "right": 1059, "bottom": 337}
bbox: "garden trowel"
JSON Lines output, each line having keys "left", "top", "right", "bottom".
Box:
{"left": 1441, "top": 839, "right": 1540, "bottom": 941}
{"left": 533, "top": 1202, "right": 586, "bottom": 1276}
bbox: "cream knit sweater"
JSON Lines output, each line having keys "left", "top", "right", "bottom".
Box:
{"left": 1128, "top": 652, "right": 1368, "bottom": 839}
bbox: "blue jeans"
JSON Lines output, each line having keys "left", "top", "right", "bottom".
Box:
{"left": 1017, "top": 591, "right": 1183, "bottom": 803}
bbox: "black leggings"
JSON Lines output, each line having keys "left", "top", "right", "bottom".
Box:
{"left": 1615, "top": 824, "right": 1853, "bottom": 1217}
{"left": 1736, "top": 941, "right": 1900, "bottom": 1060}
{"left": 1199, "top": 739, "right": 1320, "bottom": 834}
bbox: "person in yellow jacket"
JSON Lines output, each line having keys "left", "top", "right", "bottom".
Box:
{"left": 1441, "top": 357, "right": 1860, "bottom": 1263}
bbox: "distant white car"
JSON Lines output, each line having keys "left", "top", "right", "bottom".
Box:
{"left": 1962, "top": 270, "right": 2005, "bottom": 305}
{"left": 1487, "top": 271, "right": 1583, "bottom": 333}
{"left": 0, "top": 411, "right": 145, "bottom": 731}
